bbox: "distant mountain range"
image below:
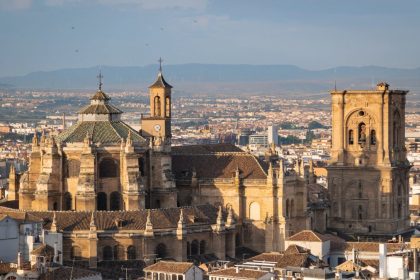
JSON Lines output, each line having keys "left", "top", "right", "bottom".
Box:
{"left": 1, "top": 64, "right": 419, "bottom": 96}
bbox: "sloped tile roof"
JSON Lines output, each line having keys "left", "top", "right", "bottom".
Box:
{"left": 0, "top": 205, "right": 219, "bottom": 232}
{"left": 39, "top": 266, "right": 101, "bottom": 280}
{"left": 90, "top": 90, "right": 110, "bottom": 101}
{"left": 149, "top": 72, "right": 172, "bottom": 89}
{"left": 344, "top": 242, "right": 407, "bottom": 253}
{"left": 172, "top": 144, "right": 268, "bottom": 180}
{"left": 209, "top": 267, "right": 271, "bottom": 279}
{"left": 56, "top": 121, "right": 146, "bottom": 144}
{"left": 287, "top": 230, "right": 328, "bottom": 242}
{"left": 144, "top": 261, "right": 194, "bottom": 274}
{"left": 78, "top": 104, "right": 122, "bottom": 114}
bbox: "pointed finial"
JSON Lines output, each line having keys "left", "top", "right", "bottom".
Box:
{"left": 178, "top": 208, "right": 185, "bottom": 225}
{"left": 226, "top": 207, "right": 235, "bottom": 229}
{"left": 158, "top": 57, "right": 163, "bottom": 73}
{"left": 145, "top": 209, "right": 154, "bottom": 237}
{"left": 51, "top": 211, "right": 58, "bottom": 232}
{"left": 97, "top": 70, "right": 103, "bottom": 91}
{"left": 90, "top": 211, "right": 96, "bottom": 229}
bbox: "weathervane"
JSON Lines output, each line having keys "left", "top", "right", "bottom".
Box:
{"left": 97, "top": 70, "right": 103, "bottom": 91}
{"left": 158, "top": 57, "right": 163, "bottom": 73}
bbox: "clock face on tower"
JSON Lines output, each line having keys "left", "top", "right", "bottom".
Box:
{"left": 154, "top": 124, "right": 161, "bottom": 132}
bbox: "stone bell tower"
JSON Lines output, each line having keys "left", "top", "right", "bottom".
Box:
{"left": 327, "top": 82, "right": 410, "bottom": 236}
{"left": 141, "top": 58, "right": 177, "bottom": 209}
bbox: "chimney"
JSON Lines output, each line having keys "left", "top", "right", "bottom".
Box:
{"left": 379, "top": 243, "right": 387, "bottom": 278}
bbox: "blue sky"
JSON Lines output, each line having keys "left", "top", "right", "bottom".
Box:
{"left": 0, "top": 0, "right": 419, "bottom": 77}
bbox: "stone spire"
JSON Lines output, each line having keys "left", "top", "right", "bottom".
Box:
{"left": 279, "top": 158, "right": 285, "bottom": 179}
{"left": 89, "top": 211, "right": 97, "bottom": 232}
{"left": 50, "top": 211, "right": 58, "bottom": 232}
{"left": 226, "top": 207, "right": 235, "bottom": 229}
{"left": 215, "top": 206, "right": 225, "bottom": 232}
{"left": 176, "top": 208, "right": 187, "bottom": 238}
{"left": 40, "top": 130, "right": 46, "bottom": 145}
{"left": 144, "top": 210, "right": 154, "bottom": 237}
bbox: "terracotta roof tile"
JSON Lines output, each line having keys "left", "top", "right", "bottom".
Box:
{"left": 144, "top": 261, "right": 194, "bottom": 274}
{"left": 39, "top": 266, "right": 101, "bottom": 280}
{"left": 56, "top": 121, "right": 146, "bottom": 144}
{"left": 31, "top": 244, "right": 55, "bottom": 257}
{"left": 172, "top": 144, "right": 268, "bottom": 180}
{"left": 209, "top": 267, "right": 271, "bottom": 279}
{"left": 0, "top": 205, "right": 219, "bottom": 232}
{"left": 345, "top": 242, "right": 407, "bottom": 253}
{"left": 149, "top": 73, "right": 172, "bottom": 89}
{"left": 287, "top": 230, "right": 328, "bottom": 242}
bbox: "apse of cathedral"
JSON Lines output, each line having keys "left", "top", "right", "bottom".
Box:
{"left": 2, "top": 65, "right": 410, "bottom": 266}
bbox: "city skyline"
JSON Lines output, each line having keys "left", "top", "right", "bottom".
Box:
{"left": 1, "top": 0, "right": 420, "bottom": 77}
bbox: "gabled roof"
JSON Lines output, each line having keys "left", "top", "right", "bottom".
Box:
{"left": 284, "top": 244, "right": 310, "bottom": 255}
{"left": 144, "top": 261, "right": 194, "bottom": 274}
{"left": 287, "top": 230, "right": 328, "bottom": 242}
{"left": 56, "top": 121, "right": 146, "bottom": 144}
{"left": 149, "top": 72, "right": 172, "bottom": 89}
{"left": 335, "top": 260, "right": 362, "bottom": 272}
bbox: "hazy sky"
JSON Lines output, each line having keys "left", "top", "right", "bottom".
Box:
{"left": 0, "top": 0, "right": 419, "bottom": 77}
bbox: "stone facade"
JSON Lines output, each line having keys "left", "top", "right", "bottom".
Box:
{"left": 327, "top": 82, "right": 411, "bottom": 235}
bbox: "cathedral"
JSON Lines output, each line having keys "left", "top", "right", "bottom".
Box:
{"left": 2, "top": 65, "right": 411, "bottom": 267}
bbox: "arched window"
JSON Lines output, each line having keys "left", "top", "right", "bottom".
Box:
{"left": 199, "top": 240, "right": 206, "bottom": 254}
{"left": 154, "top": 96, "right": 161, "bottom": 116}
{"left": 358, "top": 181, "right": 363, "bottom": 199}
{"left": 358, "top": 122, "right": 366, "bottom": 144}
{"left": 138, "top": 157, "right": 145, "bottom": 176}
{"left": 127, "top": 246, "right": 136, "bottom": 260}
{"left": 249, "top": 202, "right": 260, "bottom": 220}
{"left": 113, "top": 245, "right": 124, "bottom": 260}
{"left": 97, "top": 192, "right": 107, "bottom": 211}
{"left": 155, "top": 243, "right": 167, "bottom": 259}
{"left": 110, "top": 192, "right": 121, "bottom": 211}
{"left": 165, "top": 96, "right": 170, "bottom": 118}
{"left": 370, "top": 130, "right": 376, "bottom": 145}
{"left": 285, "top": 199, "right": 290, "bottom": 218}
{"left": 71, "top": 246, "right": 82, "bottom": 260}
{"left": 64, "top": 192, "right": 72, "bottom": 211}
{"left": 348, "top": 130, "right": 354, "bottom": 145}
{"left": 66, "top": 159, "right": 80, "bottom": 178}
{"left": 191, "top": 240, "right": 199, "bottom": 255}
{"left": 99, "top": 159, "right": 118, "bottom": 178}
{"left": 103, "top": 246, "right": 113, "bottom": 260}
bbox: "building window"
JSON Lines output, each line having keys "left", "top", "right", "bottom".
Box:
{"left": 64, "top": 192, "right": 72, "bottom": 211}
{"left": 370, "top": 130, "right": 376, "bottom": 145}
{"left": 249, "top": 202, "right": 260, "bottom": 220}
{"left": 398, "top": 203, "right": 402, "bottom": 218}
{"left": 53, "top": 202, "right": 58, "bottom": 211}
{"left": 154, "top": 96, "right": 161, "bottom": 116}
{"left": 110, "top": 192, "right": 121, "bottom": 211}
{"left": 199, "top": 240, "right": 206, "bottom": 254}
{"left": 348, "top": 130, "right": 354, "bottom": 145}
{"left": 71, "top": 246, "right": 82, "bottom": 260}
{"left": 358, "top": 205, "right": 363, "bottom": 220}
{"left": 127, "top": 246, "right": 136, "bottom": 260}
{"left": 97, "top": 192, "right": 107, "bottom": 211}
{"left": 155, "top": 243, "right": 167, "bottom": 259}
{"left": 99, "top": 159, "right": 118, "bottom": 178}
{"left": 285, "top": 199, "right": 290, "bottom": 218}
{"left": 103, "top": 246, "right": 113, "bottom": 260}
{"left": 191, "top": 240, "right": 199, "bottom": 255}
